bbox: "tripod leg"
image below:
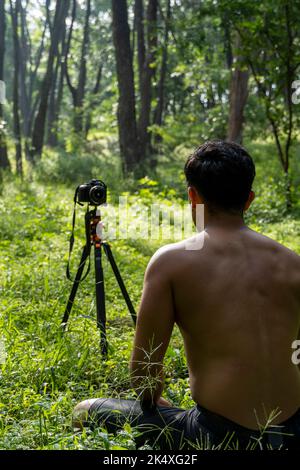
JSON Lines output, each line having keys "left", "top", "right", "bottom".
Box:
{"left": 62, "top": 244, "right": 90, "bottom": 326}
{"left": 102, "top": 242, "right": 137, "bottom": 326}
{"left": 94, "top": 244, "right": 108, "bottom": 357}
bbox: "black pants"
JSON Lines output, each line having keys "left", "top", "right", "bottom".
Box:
{"left": 87, "top": 398, "right": 300, "bottom": 450}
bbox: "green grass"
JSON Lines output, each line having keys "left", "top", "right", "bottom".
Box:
{"left": 0, "top": 139, "right": 300, "bottom": 449}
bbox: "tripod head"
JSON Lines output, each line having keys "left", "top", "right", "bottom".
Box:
{"left": 66, "top": 183, "right": 106, "bottom": 283}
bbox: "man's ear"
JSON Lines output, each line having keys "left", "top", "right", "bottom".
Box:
{"left": 188, "top": 186, "right": 204, "bottom": 207}
{"left": 244, "top": 190, "right": 255, "bottom": 211}
{"left": 188, "top": 186, "right": 196, "bottom": 206}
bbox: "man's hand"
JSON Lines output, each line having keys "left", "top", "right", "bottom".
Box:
{"left": 130, "top": 247, "right": 175, "bottom": 406}
{"left": 157, "top": 397, "right": 173, "bottom": 407}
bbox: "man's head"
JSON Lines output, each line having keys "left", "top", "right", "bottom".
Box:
{"left": 184, "top": 140, "right": 256, "bottom": 215}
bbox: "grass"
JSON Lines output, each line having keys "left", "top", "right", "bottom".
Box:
{"left": 0, "top": 139, "right": 300, "bottom": 449}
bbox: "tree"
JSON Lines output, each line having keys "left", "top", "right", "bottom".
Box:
{"left": 10, "top": 0, "right": 22, "bottom": 176}
{"left": 0, "top": 0, "right": 10, "bottom": 170}
{"left": 228, "top": 0, "right": 300, "bottom": 208}
{"left": 85, "top": 62, "right": 103, "bottom": 138}
{"left": 136, "top": 0, "right": 158, "bottom": 159}
{"left": 30, "top": 0, "right": 70, "bottom": 161}
{"left": 65, "top": 0, "right": 91, "bottom": 135}
{"left": 18, "top": 0, "right": 50, "bottom": 160}
{"left": 153, "top": 0, "right": 171, "bottom": 139}
{"left": 47, "top": 8, "right": 68, "bottom": 146}
{"left": 112, "top": 0, "right": 140, "bottom": 173}
{"left": 227, "top": 33, "right": 249, "bottom": 143}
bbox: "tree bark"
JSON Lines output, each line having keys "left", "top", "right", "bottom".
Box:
{"left": 65, "top": 0, "right": 91, "bottom": 135}
{"left": 47, "top": 52, "right": 60, "bottom": 146}
{"left": 47, "top": 21, "right": 68, "bottom": 148}
{"left": 22, "top": 0, "right": 49, "bottom": 160}
{"left": 153, "top": 0, "right": 171, "bottom": 133}
{"left": 112, "top": 0, "right": 140, "bottom": 173}
{"left": 85, "top": 62, "right": 102, "bottom": 138}
{"left": 10, "top": 0, "right": 22, "bottom": 176}
{"left": 0, "top": 0, "right": 10, "bottom": 170}
{"left": 137, "top": 0, "right": 158, "bottom": 159}
{"left": 227, "top": 34, "right": 249, "bottom": 144}
{"left": 19, "top": 2, "right": 30, "bottom": 140}
{"left": 30, "top": 0, "right": 70, "bottom": 161}
{"left": 135, "top": 0, "right": 145, "bottom": 99}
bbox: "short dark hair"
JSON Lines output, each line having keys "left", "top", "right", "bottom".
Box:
{"left": 184, "top": 140, "right": 256, "bottom": 212}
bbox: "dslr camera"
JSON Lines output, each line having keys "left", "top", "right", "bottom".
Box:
{"left": 77, "top": 179, "right": 107, "bottom": 206}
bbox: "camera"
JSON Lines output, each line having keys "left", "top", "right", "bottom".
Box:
{"left": 77, "top": 179, "right": 107, "bottom": 206}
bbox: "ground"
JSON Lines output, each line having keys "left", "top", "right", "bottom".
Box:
{"left": 0, "top": 139, "right": 299, "bottom": 449}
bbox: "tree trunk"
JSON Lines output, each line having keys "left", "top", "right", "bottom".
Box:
{"left": 112, "top": 0, "right": 140, "bottom": 173}
{"left": 85, "top": 62, "right": 102, "bottom": 138}
{"left": 222, "top": 14, "right": 233, "bottom": 70}
{"left": 227, "top": 34, "right": 249, "bottom": 144}
{"left": 65, "top": 0, "right": 91, "bottom": 136}
{"left": 135, "top": 0, "right": 145, "bottom": 99}
{"left": 19, "top": 2, "right": 30, "bottom": 140}
{"left": 138, "top": 0, "right": 158, "bottom": 159}
{"left": 10, "top": 0, "right": 22, "bottom": 176}
{"left": 75, "top": 0, "right": 90, "bottom": 134}
{"left": 153, "top": 0, "right": 171, "bottom": 133}
{"left": 47, "top": 53, "right": 59, "bottom": 145}
{"left": 0, "top": 0, "right": 10, "bottom": 170}
{"left": 30, "top": 0, "right": 70, "bottom": 161}
{"left": 47, "top": 23, "right": 67, "bottom": 148}
{"left": 22, "top": 0, "right": 49, "bottom": 160}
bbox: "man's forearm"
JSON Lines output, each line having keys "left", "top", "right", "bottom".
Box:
{"left": 130, "top": 363, "right": 165, "bottom": 406}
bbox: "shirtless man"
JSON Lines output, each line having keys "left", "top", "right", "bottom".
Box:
{"left": 73, "top": 141, "right": 300, "bottom": 449}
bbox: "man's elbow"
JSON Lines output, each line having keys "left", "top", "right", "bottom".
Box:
{"left": 129, "top": 363, "right": 163, "bottom": 406}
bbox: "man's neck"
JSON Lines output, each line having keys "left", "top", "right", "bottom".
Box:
{"left": 203, "top": 209, "right": 246, "bottom": 232}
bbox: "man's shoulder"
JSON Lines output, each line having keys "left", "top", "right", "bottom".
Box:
{"left": 148, "top": 240, "right": 186, "bottom": 265}
{"left": 249, "top": 229, "right": 300, "bottom": 275}
{"left": 146, "top": 233, "right": 208, "bottom": 279}
{"left": 146, "top": 238, "right": 195, "bottom": 276}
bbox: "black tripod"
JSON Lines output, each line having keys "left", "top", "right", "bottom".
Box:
{"left": 62, "top": 206, "right": 136, "bottom": 356}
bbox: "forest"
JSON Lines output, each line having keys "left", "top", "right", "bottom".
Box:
{"left": 0, "top": 0, "right": 300, "bottom": 451}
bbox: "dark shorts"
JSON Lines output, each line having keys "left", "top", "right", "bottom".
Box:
{"left": 87, "top": 398, "right": 300, "bottom": 450}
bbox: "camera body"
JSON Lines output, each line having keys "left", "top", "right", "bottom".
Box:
{"left": 77, "top": 179, "right": 107, "bottom": 206}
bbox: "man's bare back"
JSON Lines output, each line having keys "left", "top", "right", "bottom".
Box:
{"left": 158, "top": 224, "right": 300, "bottom": 429}
{"left": 74, "top": 141, "right": 300, "bottom": 449}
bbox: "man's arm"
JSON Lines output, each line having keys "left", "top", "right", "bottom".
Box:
{"left": 129, "top": 248, "right": 175, "bottom": 406}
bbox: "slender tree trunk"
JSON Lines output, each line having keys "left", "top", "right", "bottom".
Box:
{"left": 0, "top": 0, "right": 10, "bottom": 170}
{"left": 222, "top": 15, "right": 233, "bottom": 69}
{"left": 138, "top": 0, "right": 158, "bottom": 159}
{"left": 19, "top": 2, "right": 30, "bottom": 139}
{"left": 10, "top": 0, "right": 22, "bottom": 176}
{"left": 30, "top": 0, "right": 70, "bottom": 161}
{"left": 65, "top": 0, "right": 91, "bottom": 136}
{"left": 153, "top": 0, "right": 171, "bottom": 134}
{"left": 112, "top": 0, "right": 140, "bottom": 173}
{"left": 227, "top": 34, "right": 249, "bottom": 143}
{"left": 135, "top": 0, "right": 145, "bottom": 99}
{"left": 48, "top": 23, "right": 67, "bottom": 148}
{"left": 283, "top": 3, "right": 293, "bottom": 211}
{"left": 75, "top": 0, "right": 91, "bottom": 134}
{"left": 23, "top": 0, "right": 49, "bottom": 160}
{"left": 85, "top": 62, "right": 102, "bottom": 138}
{"left": 47, "top": 51, "right": 60, "bottom": 146}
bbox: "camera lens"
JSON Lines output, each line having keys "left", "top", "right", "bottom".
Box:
{"left": 89, "top": 185, "right": 105, "bottom": 205}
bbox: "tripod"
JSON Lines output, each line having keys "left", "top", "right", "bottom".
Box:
{"left": 62, "top": 206, "right": 137, "bottom": 357}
